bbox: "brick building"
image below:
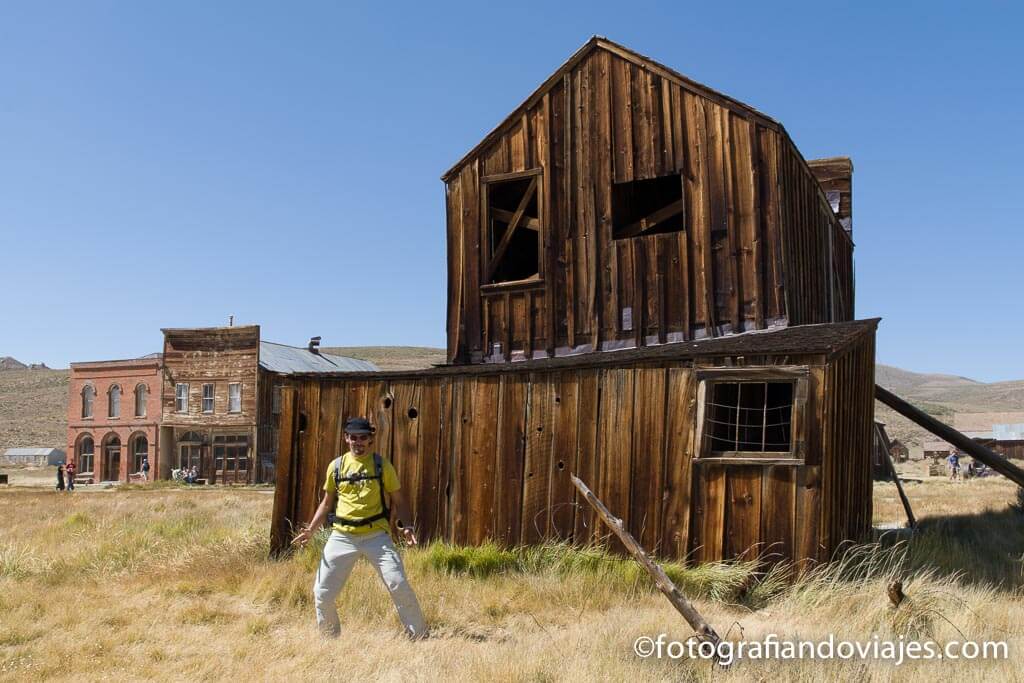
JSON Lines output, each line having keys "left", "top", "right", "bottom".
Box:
{"left": 67, "top": 356, "right": 163, "bottom": 483}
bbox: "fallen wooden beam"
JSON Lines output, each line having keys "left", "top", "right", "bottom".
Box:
{"left": 571, "top": 474, "right": 722, "bottom": 647}
{"left": 875, "top": 384, "right": 1024, "bottom": 489}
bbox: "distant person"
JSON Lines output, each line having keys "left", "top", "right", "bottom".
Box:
{"left": 141, "top": 457, "right": 150, "bottom": 481}
{"left": 56, "top": 464, "right": 65, "bottom": 491}
{"left": 948, "top": 450, "right": 960, "bottom": 481}
{"left": 65, "top": 460, "right": 76, "bottom": 491}
{"left": 291, "top": 416, "right": 427, "bottom": 640}
{"left": 188, "top": 465, "right": 198, "bottom": 484}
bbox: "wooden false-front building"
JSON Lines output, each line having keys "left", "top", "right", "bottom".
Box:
{"left": 271, "top": 38, "right": 876, "bottom": 566}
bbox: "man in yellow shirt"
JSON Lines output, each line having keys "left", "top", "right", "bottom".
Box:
{"left": 291, "top": 417, "right": 427, "bottom": 638}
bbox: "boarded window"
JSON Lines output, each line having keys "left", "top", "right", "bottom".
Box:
{"left": 175, "top": 383, "right": 189, "bottom": 413}
{"left": 202, "top": 383, "right": 215, "bottom": 413}
{"left": 272, "top": 385, "right": 282, "bottom": 415}
{"left": 484, "top": 172, "right": 541, "bottom": 284}
{"left": 612, "top": 173, "right": 684, "bottom": 240}
{"left": 703, "top": 381, "right": 794, "bottom": 454}
{"left": 228, "top": 383, "right": 242, "bottom": 413}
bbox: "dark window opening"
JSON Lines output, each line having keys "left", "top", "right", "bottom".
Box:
{"left": 485, "top": 173, "right": 540, "bottom": 284}
{"left": 706, "top": 381, "right": 793, "bottom": 454}
{"left": 612, "top": 173, "right": 684, "bottom": 240}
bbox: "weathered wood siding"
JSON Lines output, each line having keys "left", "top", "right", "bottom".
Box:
{"left": 270, "top": 324, "right": 876, "bottom": 565}
{"left": 161, "top": 326, "right": 260, "bottom": 427}
{"left": 444, "top": 41, "right": 854, "bottom": 364}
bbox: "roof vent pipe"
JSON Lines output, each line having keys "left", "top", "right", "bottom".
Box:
{"left": 308, "top": 336, "right": 322, "bottom": 354}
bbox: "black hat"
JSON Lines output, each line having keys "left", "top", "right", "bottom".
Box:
{"left": 344, "top": 417, "right": 373, "bottom": 434}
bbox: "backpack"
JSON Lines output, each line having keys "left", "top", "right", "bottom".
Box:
{"left": 327, "top": 452, "right": 390, "bottom": 527}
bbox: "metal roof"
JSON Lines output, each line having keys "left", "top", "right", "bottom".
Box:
{"left": 3, "top": 448, "right": 64, "bottom": 456}
{"left": 259, "top": 341, "right": 378, "bottom": 375}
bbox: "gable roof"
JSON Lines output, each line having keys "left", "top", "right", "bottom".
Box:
{"left": 258, "top": 341, "right": 378, "bottom": 374}
{"left": 441, "top": 36, "right": 783, "bottom": 182}
{"left": 4, "top": 448, "right": 63, "bottom": 457}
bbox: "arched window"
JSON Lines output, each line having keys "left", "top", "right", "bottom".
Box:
{"left": 82, "top": 385, "right": 95, "bottom": 419}
{"left": 132, "top": 434, "right": 149, "bottom": 473}
{"left": 135, "top": 384, "right": 148, "bottom": 417}
{"left": 109, "top": 385, "right": 121, "bottom": 419}
{"left": 77, "top": 434, "right": 95, "bottom": 473}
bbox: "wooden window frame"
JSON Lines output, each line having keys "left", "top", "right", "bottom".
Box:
{"left": 202, "top": 383, "right": 215, "bottom": 414}
{"left": 81, "top": 385, "right": 95, "bottom": 419}
{"left": 481, "top": 167, "right": 544, "bottom": 288}
{"left": 175, "top": 383, "right": 189, "bottom": 413}
{"left": 135, "top": 383, "right": 147, "bottom": 418}
{"left": 694, "top": 366, "right": 809, "bottom": 465}
{"left": 108, "top": 384, "right": 121, "bottom": 419}
{"left": 228, "top": 383, "right": 242, "bottom": 413}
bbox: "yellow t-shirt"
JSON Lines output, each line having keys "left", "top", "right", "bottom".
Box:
{"left": 323, "top": 451, "right": 400, "bottom": 535}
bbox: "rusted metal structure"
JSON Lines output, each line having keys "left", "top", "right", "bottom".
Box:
{"left": 271, "top": 38, "right": 880, "bottom": 565}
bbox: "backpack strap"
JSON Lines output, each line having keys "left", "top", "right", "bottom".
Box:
{"left": 331, "top": 452, "right": 390, "bottom": 527}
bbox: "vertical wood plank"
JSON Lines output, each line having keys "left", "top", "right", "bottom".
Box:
{"left": 573, "top": 370, "right": 601, "bottom": 543}
{"left": 661, "top": 367, "right": 696, "bottom": 560}
{"left": 725, "top": 467, "right": 762, "bottom": 560}
{"left": 467, "top": 377, "right": 499, "bottom": 544}
{"left": 493, "top": 375, "right": 527, "bottom": 544}
{"left": 630, "top": 367, "right": 667, "bottom": 552}
{"left": 521, "top": 374, "right": 553, "bottom": 544}
{"left": 547, "top": 372, "right": 580, "bottom": 539}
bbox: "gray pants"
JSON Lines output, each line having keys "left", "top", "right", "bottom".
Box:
{"left": 313, "top": 530, "right": 427, "bottom": 638}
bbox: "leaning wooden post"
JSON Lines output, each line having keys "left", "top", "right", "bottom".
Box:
{"left": 571, "top": 474, "right": 722, "bottom": 647}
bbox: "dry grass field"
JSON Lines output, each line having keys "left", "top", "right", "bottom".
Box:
{"left": 2, "top": 470, "right": 1022, "bottom": 681}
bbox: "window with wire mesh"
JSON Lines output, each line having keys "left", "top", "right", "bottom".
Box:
{"left": 704, "top": 381, "right": 794, "bottom": 454}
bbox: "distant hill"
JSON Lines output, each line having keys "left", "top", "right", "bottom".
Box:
{"left": 0, "top": 367, "right": 69, "bottom": 455}
{"left": 875, "top": 364, "right": 1024, "bottom": 450}
{"left": 0, "top": 350, "right": 1020, "bottom": 458}
{"left": 0, "top": 356, "right": 28, "bottom": 371}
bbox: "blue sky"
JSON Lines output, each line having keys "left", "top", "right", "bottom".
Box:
{"left": 1, "top": 2, "right": 1021, "bottom": 381}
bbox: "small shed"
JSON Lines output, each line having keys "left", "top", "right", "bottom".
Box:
{"left": 2, "top": 448, "right": 65, "bottom": 466}
{"left": 923, "top": 440, "right": 955, "bottom": 460}
{"left": 889, "top": 439, "right": 909, "bottom": 462}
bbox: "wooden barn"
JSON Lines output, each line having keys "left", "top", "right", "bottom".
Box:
{"left": 271, "top": 38, "right": 877, "bottom": 566}
{"left": 443, "top": 37, "right": 854, "bottom": 365}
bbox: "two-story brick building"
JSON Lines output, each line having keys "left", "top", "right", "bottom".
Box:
{"left": 67, "top": 356, "right": 163, "bottom": 483}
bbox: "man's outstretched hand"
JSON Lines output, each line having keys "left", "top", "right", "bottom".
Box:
{"left": 399, "top": 526, "right": 418, "bottom": 546}
{"left": 291, "top": 525, "right": 315, "bottom": 547}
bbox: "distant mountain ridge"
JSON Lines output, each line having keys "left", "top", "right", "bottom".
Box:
{"left": 0, "top": 356, "right": 28, "bottom": 371}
